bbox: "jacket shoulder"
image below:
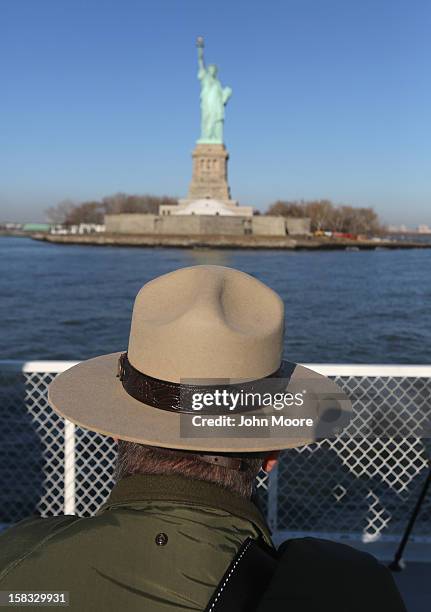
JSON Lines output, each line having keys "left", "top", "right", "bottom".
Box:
{"left": 256, "top": 537, "right": 407, "bottom": 612}
{"left": 0, "top": 515, "right": 80, "bottom": 581}
{"left": 280, "top": 536, "right": 382, "bottom": 568}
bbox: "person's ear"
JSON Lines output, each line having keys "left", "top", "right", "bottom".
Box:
{"left": 262, "top": 451, "right": 279, "bottom": 473}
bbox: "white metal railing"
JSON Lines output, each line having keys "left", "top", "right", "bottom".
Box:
{"left": 303, "top": 364, "right": 431, "bottom": 377}
{"left": 7, "top": 360, "right": 431, "bottom": 377}
{"left": 0, "top": 360, "right": 430, "bottom": 559}
{"left": 64, "top": 420, "right": 76, "bottom": 515}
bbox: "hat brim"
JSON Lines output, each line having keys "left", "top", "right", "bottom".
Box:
{"left": 48, "top": 352, "right": 351, "bottom": 452}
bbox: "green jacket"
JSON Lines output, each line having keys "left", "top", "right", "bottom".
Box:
{"left": 0, "top": 474, "right": 271, "bottom": 611}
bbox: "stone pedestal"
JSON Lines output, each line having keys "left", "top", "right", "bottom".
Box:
{"left": 187, "top": 143, "right": 235, "bottom": 205}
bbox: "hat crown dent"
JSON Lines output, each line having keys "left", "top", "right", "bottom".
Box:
{"left": 127, "top": 265, "right": 285, "bottom": 383}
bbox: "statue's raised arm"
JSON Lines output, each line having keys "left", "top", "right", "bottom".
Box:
{"left": 197, "top": 36, "right": 206, "bottom": 80}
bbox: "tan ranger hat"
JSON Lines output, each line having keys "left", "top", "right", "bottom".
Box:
{"left": 48, "top": 265, "right": 351, "bottom": 452}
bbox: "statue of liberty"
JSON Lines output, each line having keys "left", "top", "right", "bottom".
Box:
{"left": 196, "top": 37, "right": 232, "bottom": 144}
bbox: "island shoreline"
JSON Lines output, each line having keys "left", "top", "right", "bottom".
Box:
{"left": 29, "top": 232, "right": 431, "bottom": 250}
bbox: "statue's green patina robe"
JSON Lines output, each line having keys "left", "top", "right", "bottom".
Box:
{"left": 197, "top": 44, "right": 232, "bottom": 144}
{"left": 0, "top": 474, "right": 271, "bottom": 611}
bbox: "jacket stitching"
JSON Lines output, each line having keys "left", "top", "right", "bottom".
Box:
{"left": 208, "top": 539, "right": 252, "bottom": 611}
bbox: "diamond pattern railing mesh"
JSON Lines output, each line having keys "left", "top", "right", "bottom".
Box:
{"left": 73, "top": 428, "right": 116, "bottom": 515}
{"left": 272, "top": 375, "right": 430, "bottom": 541}
{"left": 0, "top": 370, "right": 65, "bottom": 523}
{"left": 0, "top": 365, "right": 429, "bottom": 542}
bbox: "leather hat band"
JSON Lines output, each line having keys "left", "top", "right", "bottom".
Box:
{"left": 116, "top": 352, "right": 287, "bottom": 415}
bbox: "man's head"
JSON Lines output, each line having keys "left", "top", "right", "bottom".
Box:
{"left": 208, "top": 64, "right": 218, "bottom": 77}
{"left": 115, "top": 440, "right": 278, "bottom": 498}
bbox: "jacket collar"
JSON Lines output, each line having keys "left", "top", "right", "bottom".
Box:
{"left": 99, "top": 473, "right": 271, "bottom": 541}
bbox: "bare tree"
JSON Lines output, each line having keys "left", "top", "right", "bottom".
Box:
{"left": 66, "top": 202, "right": 105, "bottom": 225}
{"left": 266, "top": 200, "right": 307, "bottom": 217}
{"left": 352, "top": 207, "right": 383, "bottom": 235}
{"left": 46, "top": 193, "right": 179, "bottom": 226}
{"left": 304, "top": 200, "right": 334, "bottom": 232}
{"left": 102, "top": 193, "right": 178, "bottom": 215}
{"left": 101, "top": 193, "right": 129, "bottom": 214}
{"left": 265, "top": 199, "right": 384, "bottom": 235}
{"left": 329, "top": 206, "right": 347, "bottom": 232}
{"left": 45, "top": 199, "right": 76, "bottom": 224}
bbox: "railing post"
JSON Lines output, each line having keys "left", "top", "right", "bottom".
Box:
{"left": 64, "top": 419, "right": 76, "bottom": 515}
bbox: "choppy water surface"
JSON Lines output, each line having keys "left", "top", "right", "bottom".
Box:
{"left": 1, "top": 236, "right": 430, "bottom": 363}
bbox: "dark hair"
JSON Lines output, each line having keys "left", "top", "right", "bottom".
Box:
{"left": 115, "top": 441, "right": 265, "bottom": 498}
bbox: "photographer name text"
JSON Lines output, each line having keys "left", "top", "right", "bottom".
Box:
{"left": 191, "top": 415, "right": 314, "bottom": 428}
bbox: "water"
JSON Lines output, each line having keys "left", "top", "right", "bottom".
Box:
{"left": 1, "top": 236, "right": 430, "bottom": 363}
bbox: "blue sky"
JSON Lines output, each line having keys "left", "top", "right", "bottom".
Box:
{"left": 1, "top": 0, "right": 430, "bottom": 224}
